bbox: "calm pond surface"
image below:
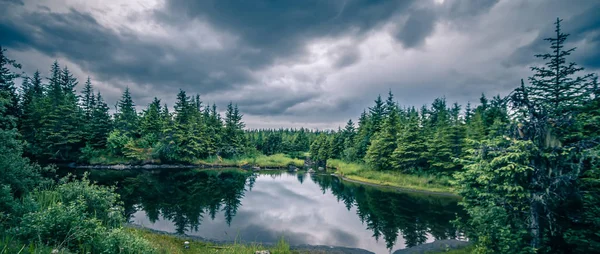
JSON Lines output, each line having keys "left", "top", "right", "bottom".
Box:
{"left": 63, "top": 169, "right": 466, "bottom": 254}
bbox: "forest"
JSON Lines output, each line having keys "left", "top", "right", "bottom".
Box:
{"left": 0, "top": 18, "right": 599, "bottom": 253}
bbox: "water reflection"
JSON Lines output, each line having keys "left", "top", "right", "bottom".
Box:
{"left": 69, "top": 169, "right": 465, "bottom": 253}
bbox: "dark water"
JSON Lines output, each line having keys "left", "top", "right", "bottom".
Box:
{"left": 62, "top": 169, "right": 466, "bottom": 254}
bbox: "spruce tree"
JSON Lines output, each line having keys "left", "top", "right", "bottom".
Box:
{"left": 353, "top": 110, "right": 370, "bottom": 162}
{"left": 140, "top": 97, "right": 163, "bottom": 146}
{"left": 391, "top": 108, "right": 427, "bottom": 173}
{"left": 114, "top": 87, "right": 138, "bottom": 137}
{"left": 0, "top": 46, "right": 21, "bottom": 124}
{"left": 369, "top": 95, "right": 385, "bottom": 134}
{"left": 223, "top": 102, "right": 245, "bottom": 157}
{"left": 89, "top": 92, "right": 112, "bottom": 149}
{"left": 365, "top": 103, "right": 400, "bottom": 170}
{"left": 528, "top": 18, "right": 594, "bottom": 118}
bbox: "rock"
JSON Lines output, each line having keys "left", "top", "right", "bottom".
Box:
{"left": 392, "top": 239, "right": 471, "bottom": 254}
{"left": 317, "top": 167, "right": 324, "bottom": 171}
{"left": 252, "top": 166, "right": 261, "bottom": 171}
{"left": 294, "top": 168, "right": 299, "bottom": 172}
{"left": 288, "top": 165, "right": 298, "bottom": 172}
{"left": 255, "top": 251, "right": 270, "bottom": 254}
{"left": 308, "top": 168, "right": 315, "bottom": 173}
{"left": 51, "top": 249, "right": 59, "bottom": 254}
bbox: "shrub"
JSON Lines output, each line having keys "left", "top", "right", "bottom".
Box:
{"left": 107, "top": 130, "right": 132, "bottom": 157}
{"left": 16, "top": 197, "right": 103, "bottom": 251}
{"left": 94, "top": 228, "right": 156, "bottom": 254}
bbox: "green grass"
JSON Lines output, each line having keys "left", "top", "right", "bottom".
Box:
{"left": 128, "top": 227, "right": 296, "bottom": 254}
{"left": 327, "top": 159, "right": 455, "bottom": 194}
{"left": 89, "top": 152, "right": 305, "bottom": 170}
{"left": 198, "top": 153, "right": 304, "bottom": 169}
{"left": 426, "top": 245, "right": 475, "bottom": 254}
{"left": 1, "top": 234, "right": 72, "bottom": 254}
{"left": 241, "top": 154, "right": 304, "bottom": 168}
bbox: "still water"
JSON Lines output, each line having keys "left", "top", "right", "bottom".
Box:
{"left": 68, "top": 169, "right": 465, "bottom": 254}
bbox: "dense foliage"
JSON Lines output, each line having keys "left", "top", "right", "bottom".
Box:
{"left": 1, "top": 46, "right": 156, "bottom": 253}
{"left": 309, "top": 19, "right": 600, "bottom": 253}
{"left": 1, "top": 17, "right": 599, "bottom": 253}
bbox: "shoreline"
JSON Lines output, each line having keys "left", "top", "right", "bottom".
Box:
{"left": 127, "top": 224, "right": 375, "bottom": 254}
{"left": 66, "top": 160, "right": 460, "bottom": 198}
{"left": 335, "top": 173, "right": 460, "bottom": 197}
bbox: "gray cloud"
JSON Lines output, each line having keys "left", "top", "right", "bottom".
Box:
{"left": 158, "top": 0, "right": 419, "bottom": 66}
{"left": 1, "top": 0, "right": 599, "bottom": 129}
{"left": 394, "top": 8, "right": 437, "bottom": 48}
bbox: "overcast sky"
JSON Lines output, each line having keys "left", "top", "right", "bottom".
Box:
{"left": 1, "top": 0, "right": 599, "bottom": 129}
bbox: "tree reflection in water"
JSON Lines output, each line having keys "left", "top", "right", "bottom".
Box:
{"left": 71, "top": 169, "right": 465, "bottom": 251}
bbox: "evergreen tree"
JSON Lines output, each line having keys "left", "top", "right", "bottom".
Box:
{"left": 222, "top": 102, "right": 245, "bottom": 157}
{"left": 140, "top": 97, "right": 163, "bottom": 146}
{"left": 81, "top": 77, "right": 95, "bottom": 120}
{"left": 88, "top": 92, "right": 112, "bottom": 149}
{"left": 0, "top": 46, "right": 21, "bottom": 124}
{"left": 342, "top": 119, "right": 356, "bottom": 161}
{"left": 369, "top": 95, "right": 385, "bottom": 134}
{"left": 365, "top": 103, "right": 400, "bottom": 170}
{"left": 353, "top": 110, "right": 371, "bottom": 162}
{"left": 528, "top": 18, "right": 594, "bottom": 118}
{"left": 391, "top": 108, "right": 427, "bottom": 173}
{"left": 114, "top": 87, "right": 138, "bottom": 137}
{"left": 36, "top": 63, "right": 84, "bottom": 161}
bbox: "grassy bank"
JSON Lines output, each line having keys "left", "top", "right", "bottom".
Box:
{"left": 427, "top": 245, "right": 474, "bottom": 254}
{"left": 87, "top": 153, "right": 305, "bottom": 169}
{"left": 327, "top": 159, "right": 455, "bottom": 194}
{"left": 0, "top": 228, "right": 295, "bottom": 254}
{"left": 197, "top": 153, "right": 305, "bottom": 168}
{"left": 128, "top": 228, "right": 295, "bottom": 254}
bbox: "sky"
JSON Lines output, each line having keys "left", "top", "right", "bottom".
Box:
{"left": 1, "top": 0, "right": 599, "bottom": 129}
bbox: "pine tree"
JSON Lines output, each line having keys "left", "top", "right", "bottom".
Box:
{"left": 223, "top": 102, "right": 245, "bottom": 157}
{"left": 140, "top": 97, "right": 163, "bottom": 146}
{"left": 528, "top": 18, "right": 595, "bottom": 118}
{"left": 424, "top": 98, "right": 456, "bottom": 175}
{"left": 0, "top": 46, "right": 21, "bottom": 124}
{"left": 114, "top": 87, "right": 138, "bottom": 137}
{"left": 89, "top": 92, "right": 112, "bottom": 149}
{"left": 36, "top": 63, "right": 84, "bottom": 161}
{"left": 342, "top": 119, "right": 356, "bottom": 161}
{"left": 365, "top": 103, "right": 400, "bottom": 170}
{"left": 369, "top": 95, "right": 385, "bottom": 134}
{"left": 353, "top": 110, "right": 371, "bottom": 162}
{"left": 391, "top": 108, "right": 427, "bottom": 173}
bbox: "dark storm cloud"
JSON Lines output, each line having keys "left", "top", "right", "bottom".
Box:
{"left": 394, "top": 8, "right": 437, "bottom": 48}
{"left": 507, "top": 3, "right": 600, "bottom": 69}
{"left": 0, "top": 0, "right": 23, "bottom": 6}
{"left": 1, "top": 0, "right": 599, "bottom": 128}
{"left": 333, "top": 47, "right": 361, "bottom": 69}
{"left": 159, "top": 0, "right": 419, "bottom": 66}
{"left": 443, "top": 0, "right": 499, "bottom": 18}
{"left": 0, "top": 4, "right": 253, "bottom": 98}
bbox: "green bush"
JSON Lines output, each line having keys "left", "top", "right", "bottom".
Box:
{"left": 107, "top": 130, "right": 132, "bottom": 157}
{"left": 16, "top": 197, "right": 103, "bottom": 251}
{"left": 95, "top": 228, "right": 156, "bottom": 254}
{"left": 54, "top": 175, "right": 124, "bottom": 227}
{"left": 11, "top": 176, "right": 155, "bottom": 253}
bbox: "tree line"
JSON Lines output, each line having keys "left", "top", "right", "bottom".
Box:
{"left": 309, "top": 19, "right": 600, "bottom": 253}
{"left": 0, "top": 54, "right": 254, "bottom": 163}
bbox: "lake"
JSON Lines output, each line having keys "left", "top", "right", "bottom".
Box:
{"left": 63, "top": 169, "right": 466, "bottom": 254}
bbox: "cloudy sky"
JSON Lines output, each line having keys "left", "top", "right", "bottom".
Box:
{"left": 1, "top": 0, "right": 599, "bottom": 129}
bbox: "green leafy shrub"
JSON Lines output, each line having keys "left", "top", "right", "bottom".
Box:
{"left": 107, "top": 130, "right": 132, "bottom": 157}
{"left": 95, "top": 228, "right": 156, "bottom": 254}
{"left": 16, "top": 197, "right": 103, "bottom": 251}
